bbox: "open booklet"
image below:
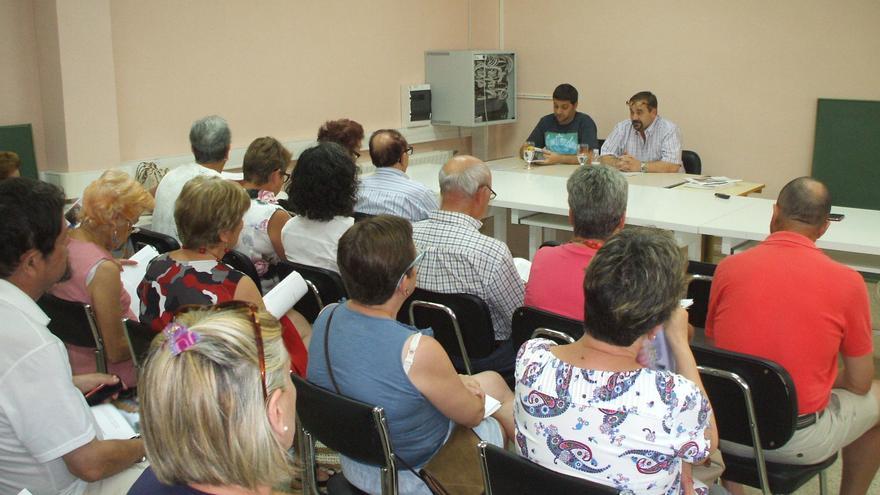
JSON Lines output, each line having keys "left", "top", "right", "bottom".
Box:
{"left": 120, "top": 245, "right": 160, "bottom": 316}
{"left": 91, "top": 403, "right": 139, "bottom": 440}
{"left": 641, "top": 299, "right": 693, "bottom": 372}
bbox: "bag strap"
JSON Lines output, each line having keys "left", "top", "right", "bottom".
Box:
{"left": 321, "top": 303, "right": 443, "bottom": 493}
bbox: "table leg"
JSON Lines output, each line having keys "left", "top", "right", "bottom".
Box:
{"left": 490, "top": 206, "right": 507, "bottom": 244}
{"left": 674, "top": 231, "right": 702, "bottom": 262}
{"left": 529, "top": 227, "right": 542, "bottom": 260}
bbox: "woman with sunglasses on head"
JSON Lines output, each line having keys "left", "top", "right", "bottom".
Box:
{"left": 128, "top": 303, "right": 297, "bottom": 494}
{"left": 138, "top": 175, "right": 310, "bottom": 375}
{"left": 236, "top": 137, "right": 292, "bottom": 292}
{"left": 308, "top": 215, "right": 515, "bottom": 495}
{"left": 51, "top": 169, "right": 154, "bottom": 385}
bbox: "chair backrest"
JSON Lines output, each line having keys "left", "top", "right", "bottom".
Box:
{"left": 275, "top": 261, "right": 347, "bottom": 323}
{"left": 511, "top": 306, "right": 584, "bottom": 353}
{"left": 398, "top": 287, "right": 495, "bottom": 374}
{"left": 682, "top": 149, "right": 702, "bottom": 175}
{"left": 129, "top": 227, "right": 180, "bottom": 253}
{"left": 691, "top": 343, "right": 798, "bottom": 449}
{"left": 292, "top": 374, "right": 397, "bottom": 491}
{"left": 352, "top": 211, "right": 375, "bottom": 223}
{"left": 478, "top": 441, "right": 618, "bottom": 495}
{"left": 124, "top": 319, "right": 156, "bottom": 369}
{"left": 221, "top": 249, "right": 262, "bottom": 295}
{"left": 37, "top": 294, "right": 107, "bottom": 373}
{"left": 686, "top": 260, "right": 716, "bottom": 329}
{"left": 595, "top": 138, "right": 605, "bottom": 151}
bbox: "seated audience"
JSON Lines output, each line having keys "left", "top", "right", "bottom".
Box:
{"left": 317, "top": 118, "right": 365, "bottom": 161}
{"left": 50, "top": 170, "right": 154, "bottom": 385}
{"left": 308, "top": 215, "right": 514, "bottom": 495}
{"left": 128, "top": 304, "right": 296, "bottom": 494}
{"left": 138, "top": 175, "right": 309, "bottom": 375}
{"left": 152, "top": 115, "right": 230, "bottom": 241}
{"left": 236, "top": 136, "right": 292, "bottom": 288}
{"left": 355, "top": 129, "right": 439, "bottom": 221}
{"left": 524, "top": 165, "right": 626, "bottom": 320}
{"left": 0, "top": 151, "right": 21, "bottom": 180}
{"left": 600, "top": 91, "right": 682, "bottom": 173}
{"left": 707, "top": 177, "right": 880, "bottom": 494}
{"left": 515, "top": 227, "right": 717, "bottom": 494}
{"left": 0, "top": 178, "right": 145, "bottom": 495}
{"left": 412, "top": 155, "right": 523, "bottom": 373}
{"left": 281, "top": 142, "right": 358, "bottom": 273}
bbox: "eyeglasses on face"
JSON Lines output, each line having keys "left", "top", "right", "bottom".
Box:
{"left": 396, "top": 250, "right": 426, "bottom": 288}
{"left": 405, "top": 146, "right": 414, "bottom": 156}
{"left": 174, "top": 300, "right": 268, "bottom": 400}
{"left": 483, "top": 185, "right": 497, "bottom": 200}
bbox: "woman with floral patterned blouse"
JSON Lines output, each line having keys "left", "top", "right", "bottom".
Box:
{"left": 514, "top": 227, "right": 718, "bottom": 494}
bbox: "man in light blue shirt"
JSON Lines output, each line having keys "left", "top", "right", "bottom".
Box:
{"left": 355, "top": 129, "right": 439, "bottom": 222}
{"left": 600, "top": 91, "right": 682, "bottom": 173}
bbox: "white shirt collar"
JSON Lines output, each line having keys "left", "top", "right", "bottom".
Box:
{"left": 0, "top": 278, "right": 50, "bottom": 327}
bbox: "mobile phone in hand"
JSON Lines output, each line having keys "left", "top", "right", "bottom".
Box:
{"left": 85, "top": 380, "right": 125, "bottom": 406}
{"left": 828, "top": 213, "right": 844, "bottom": 222}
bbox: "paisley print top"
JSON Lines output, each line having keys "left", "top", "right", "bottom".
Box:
{"left": 514, "top": 339, "right": 712, "bottom": 495}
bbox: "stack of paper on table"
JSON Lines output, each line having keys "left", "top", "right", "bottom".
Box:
{"left": 683, "top": 176, "right": 742, "bottom": 189}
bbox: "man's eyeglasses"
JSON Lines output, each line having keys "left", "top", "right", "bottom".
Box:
{"left": 483, "top": 185, "right": 497, "bottom": 200}
{"left": 174, "top": 300, "right": 268, "bottom": 400}
{"left": 396, "top": 251, "right": 426, "bottom": 288}
{"left": 405, "top": 146, "right": 414, "bottom": 156}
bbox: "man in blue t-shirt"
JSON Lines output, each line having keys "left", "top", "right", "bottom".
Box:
{"left": 522, "top": 83, "right": 598, "bottom": 165}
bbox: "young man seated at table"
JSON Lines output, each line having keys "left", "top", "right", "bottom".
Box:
{"left": 600, "top": 91, "right": 682, "bottom": 173}
{"left": 520, "top": 83, "right": 597, "bottom": 165}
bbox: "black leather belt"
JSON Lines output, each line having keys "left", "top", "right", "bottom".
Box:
{"left": 795, "top": 410, "right": 824, "bottom": 430}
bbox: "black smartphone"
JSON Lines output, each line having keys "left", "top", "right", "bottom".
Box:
{"left": 85, "top": 380, "right": 125, "bottom": 406}
{"left": 828, "top": 213, "right": 845, "bottom": 222}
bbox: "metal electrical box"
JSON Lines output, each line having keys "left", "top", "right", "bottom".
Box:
{"left": 425, "top": 50, "right": 516, "bottom": 127}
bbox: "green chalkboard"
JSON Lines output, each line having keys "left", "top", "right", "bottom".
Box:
{"left": 812, "top": 99, "right": 880, "bottom": 211}
{"left": 0, "top": 124, "right": 38, "bottom": 179}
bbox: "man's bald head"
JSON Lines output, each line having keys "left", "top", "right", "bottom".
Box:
{"left": 439, "top": 155, "right": 490, "bottom": 197}
{"left": 776, "top": 177, "right": 831, "bottom": 227}
{"left": 369, "top": 129, "right": 408, "bottom": 168}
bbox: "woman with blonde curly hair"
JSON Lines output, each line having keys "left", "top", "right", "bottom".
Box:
{"left": 51, "top": 169, "right": 154, "bottom": 385}
{"left": 128, "top": 303, "right": 296, "bottom": 494}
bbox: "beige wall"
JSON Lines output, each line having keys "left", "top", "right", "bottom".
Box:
{"left": 496, "top": 0, "right": 880, "bottom": 197}
{"left": 0, "top": 0, "right": 47, "bottom": 168}
{"left": 108, "top": 0, "right": 474, "bottom": 161}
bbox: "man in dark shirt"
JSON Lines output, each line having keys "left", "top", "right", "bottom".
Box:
{"left": 522, "top": 83, "right": 598, "bottom": 164}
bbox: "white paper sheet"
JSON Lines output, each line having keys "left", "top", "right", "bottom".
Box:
{"left": 263, "top": 270, "right": 309, "bottom": 320}
{"left": 91, "top": 404, "right": 138, "bottom": 440}
{"left": 484, "top": 394, "right": 501, "bottom": 418}
{"left": 121, "top": 245, "right": 160, "bottom": 316}
{"left": 513, "top": 257, "right": 532, "bottom": 283}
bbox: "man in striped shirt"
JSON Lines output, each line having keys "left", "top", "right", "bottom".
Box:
{"left": 600, "top": 91, "right": 683, "bottom": 173}
{"left": 355, "top": 129, "right": 439, "bottom": 222}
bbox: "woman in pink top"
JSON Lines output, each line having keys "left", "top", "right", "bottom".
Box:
{"left": 524, "top": 165, "right": 627, "bottom": 320}
{"left": 51, "top": 170, "right": 154, "bottom": 385}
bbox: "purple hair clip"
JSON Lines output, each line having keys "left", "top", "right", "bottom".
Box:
{"left": 163, "top": 322, "right": 200, "bottom": 356}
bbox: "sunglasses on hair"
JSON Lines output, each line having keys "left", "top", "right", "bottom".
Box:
{"left": 396, "top": 251, "right": 426, "bottom": 288}
{"left": 174, "top": 300, "right": 268, "bottom": 400}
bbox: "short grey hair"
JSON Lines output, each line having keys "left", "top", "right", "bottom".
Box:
{"left": 438, "top": 161, "right": 491, "bottom": 196}
{"left": 190, "top": 115, "right": 231, "bottom": 164}
{"left": 567, "top": 165, "right": 628, "bottom": 239}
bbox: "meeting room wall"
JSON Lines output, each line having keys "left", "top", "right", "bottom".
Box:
{"left": 490, "top": 0, "right": 880, "bottom": 198}
{"left": 2, "top": 0, "right": 497, "bottom": 183}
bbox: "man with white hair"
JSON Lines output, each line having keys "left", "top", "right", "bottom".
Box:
{"left": 412, "top": 155, "right": 524, "bottom": 373}
{"left": 151, "top": 115, "right": 231, "bottom": 241}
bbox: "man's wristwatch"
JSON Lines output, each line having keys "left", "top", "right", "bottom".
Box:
{"left": 640, "top": 161, "right": 648, "bottom": 173}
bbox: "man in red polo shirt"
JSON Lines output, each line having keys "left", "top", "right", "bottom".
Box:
{"left": 706, "top": 177, "right": 880, "bottom": 494}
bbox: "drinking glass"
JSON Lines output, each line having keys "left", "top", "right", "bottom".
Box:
{"left": 523, "top": 141, "right": 535, "bottom": 169}
{"left": 591, "top": 148, "right": 601, "bottom": 165}
{"left": 577, "top": 144, "right": 590, "bottom": 166}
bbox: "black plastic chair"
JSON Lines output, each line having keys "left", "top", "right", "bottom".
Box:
{"left": 221, "top": 249, "right": 262, "bottom": 295}
{"left": 123, "top": 319, "right": 156, "bottom": 370}
{"left": 352, "top": 212, "right": 375, "bottom": 223}
{"left": 686, "top": 260, "right": 716, "bottom": 330}
{"left": 129, "top": 227, "right": 180, "bottom": 253}
{"left": 511, "top": 306, "right": 583, "bottom": 353}
{"left": 595, "top": 138, "right": 605, "bottom": 152}
{"left": 398, "top": 288, "right": 495, "bottom": 375}
{"left": 478, "top": 441, "right": 618, "bottom": 495}
{"left": 682, "top": 149, "right": 702, "bottom": 175}
{"left": 292, "top": 374, "right": 398, "bottom": 495}
{"left": 275, "top": 260, "right": 346, "bottom": 323}
{"left": 691, "top": 344, "right": 837, "bottom": 494}
{"left": 37, "top": 294, "right": 107, "bottom": 373}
